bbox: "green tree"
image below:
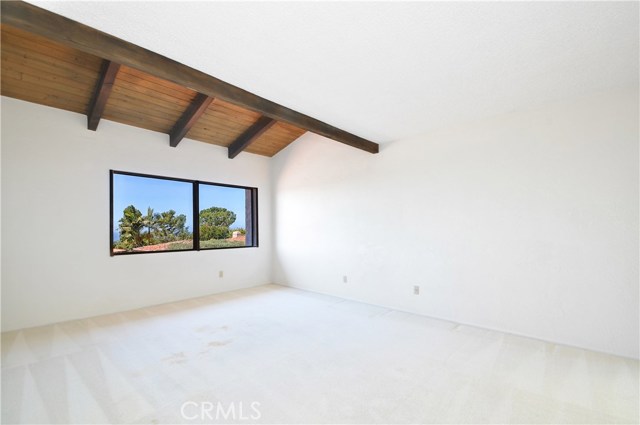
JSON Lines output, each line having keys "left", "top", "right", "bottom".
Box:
{"left": 117, "top": 205, "right": 144, "bottom": 250}
{"left": 116, "top": 205, "right": 193, "bottom": 250}
{"left": 155, "top": 210, "right": 190, "bottom": 242}
{"left": 142, "top": 207, "right": 157, "bottom": 245}
{"left": 200, "top": 207, "right": 236, "bottom": 240}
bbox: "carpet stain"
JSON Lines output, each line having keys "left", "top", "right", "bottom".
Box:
{"left": 195, "top": 325, "right": 230, "bottom": 334}
{"left": 199, "top": 339, "right": 233, "bottom": 355}
{"left": 162, "top": 351, "right": 187, "bottom": 364}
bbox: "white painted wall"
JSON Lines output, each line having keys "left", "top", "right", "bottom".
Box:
{"left": 1, "top": 97, "right": 272, "bottom": 331}
{"left": 2, "top": 88, "right": 638, "bottom": 359}
{"left": 272, "top": 89, "right": 639, "bottom": 359}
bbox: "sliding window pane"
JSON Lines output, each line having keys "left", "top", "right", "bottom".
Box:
{"left": 199, "top": 184, "right": 255, "bottom": 249}
{"left": 111, "top": 173, "right": 193, "bottom": 254}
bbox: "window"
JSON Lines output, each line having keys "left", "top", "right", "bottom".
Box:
{"left": 110, "top": 171, "right": 258, "bottom": 255}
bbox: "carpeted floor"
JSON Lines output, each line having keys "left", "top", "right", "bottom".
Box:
{"left": 1, "top": 284, "right": 638, "bottom": 424}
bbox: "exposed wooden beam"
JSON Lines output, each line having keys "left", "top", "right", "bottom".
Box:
{"left": 228, "top": 117, "right": 276, "bottom": 159}
{"left": 87, "top": 60, "right": 120, "bottom": 130}
{"left": 1, "top": 1, "right": 379, "bottom": 154}
{"left": 169, "top": 93, "right": 214, "bottom": 147}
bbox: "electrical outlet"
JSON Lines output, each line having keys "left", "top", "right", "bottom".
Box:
{"left": 413, "top": 285, "right": 420, "bottom": 295}
{"left": 343, "top": 275, "right": 348, "bottom": 283}
{"left": 219, "top": 270, "right": 224, "bottom": 278}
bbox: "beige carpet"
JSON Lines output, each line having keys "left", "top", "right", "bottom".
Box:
{"left": 2, "top": 284, "right": 638, "bottom": 424}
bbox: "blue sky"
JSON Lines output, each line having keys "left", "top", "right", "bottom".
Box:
{"left": 200, "top": 183, "right": 246, "bottom": 228}
{"left": 113, "top": 174, "right": 246, "bottom": 238}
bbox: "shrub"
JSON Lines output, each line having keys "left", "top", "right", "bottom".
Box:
{"left": 200, "top": 224, "right": 231, "bottom": 240}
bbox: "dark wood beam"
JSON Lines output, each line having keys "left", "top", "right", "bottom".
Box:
{"left": 1, "top": 1, "right": 379, "bottom": 154}
{"left": 87, "top": 60, "right": 120, "bottom": 130}
{"left": 169, "top": 93, "right": 213, "bottom": 147}
{"left": 228, "top": 117, "right": 276, "bottom": 159}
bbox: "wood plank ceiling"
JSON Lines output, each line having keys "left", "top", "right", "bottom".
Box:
{"left": 1, "top": 25, "right": 310, "bottom": 157}
{"left": 2, "top": 2, "right": 379, "bottom": 157}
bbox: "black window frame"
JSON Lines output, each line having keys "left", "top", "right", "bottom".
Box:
{"left": 110, "top": 170, "right": 258, "bottom": 256}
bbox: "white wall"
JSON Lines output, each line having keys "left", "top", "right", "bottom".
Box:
{"left": 3, "top": 88, "right": 638, "bottom": 359}
{"left": 272, "top": 89, "right": 639, "bottom": 359}
{"left": 1, "top": 97, "right": 273, "bottom": 331}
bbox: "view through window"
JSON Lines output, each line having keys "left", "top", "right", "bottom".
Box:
{"left": 111, "top": 171, "right": 257, "bottom": 255}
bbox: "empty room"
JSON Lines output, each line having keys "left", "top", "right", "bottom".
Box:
{"left": 1, "top": 1, "right": 638, "bottom": 424}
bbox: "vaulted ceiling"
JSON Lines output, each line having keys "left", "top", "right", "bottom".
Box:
{"left": 2, "top": 1, "right": 638, "bottom": 155}
{"left": 22, "top": 0, "right": 639, "bottom": 144}
{"left": 1, "top": 25, "right": 307, "bottom": 157}
{"left": 0, "top": 1, "right": 379, "bottom": 158}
